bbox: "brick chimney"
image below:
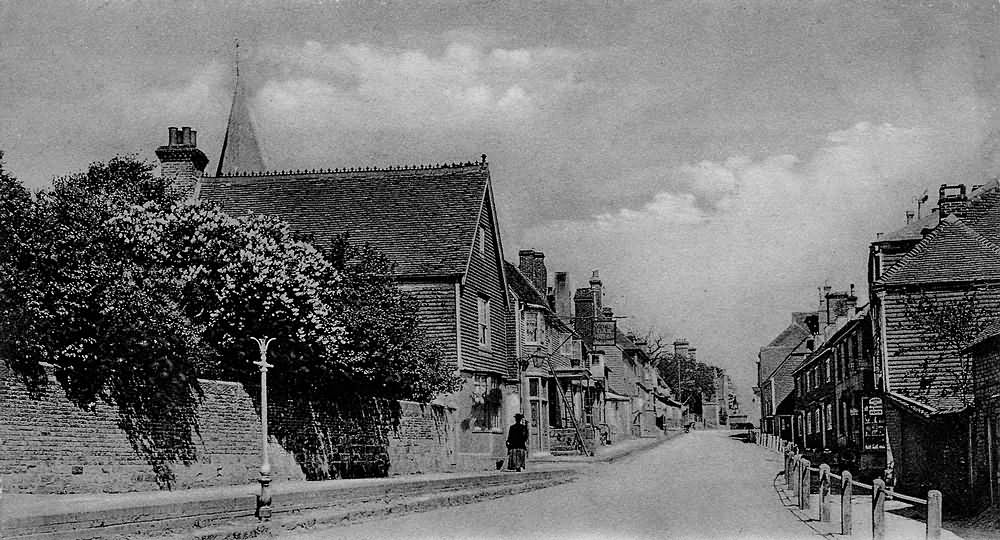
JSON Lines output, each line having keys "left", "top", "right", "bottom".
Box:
{"left": 553, "top": 272, "right": 574, "bottom": 320}
{"left": 589, "top": 270, "right": 603, "bottom": 312}
{"left": 673, "top": 339, "right": 689, "bottom": 359}
{"left": 824, "top": 285, "right": 859, "bottom": 324}
{"left": 574, "top": 287, "right": 596, "bottom": 342}
{"left": 688, "top": 347, "right": 697, "bottom": 364}
{"left": 938, "top": 184, "right": 969, "bottom": 220}
{"left": 156, "top": 126, "right": 208, "bottom": 198}
{"left": 518, "top": 249, "right": 547, "bottom": 295}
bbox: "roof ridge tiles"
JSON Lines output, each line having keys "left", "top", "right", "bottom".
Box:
{"left": 211, "top": 160, "right": 487, "bottom": 178}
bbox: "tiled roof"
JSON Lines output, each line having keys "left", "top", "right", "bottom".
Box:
{"left": 879, "top": 215, "right": 1000, "bottom": 286}
{"left": 765, "top": 319, "right": 812, "bottom": 348}
{"left": 957, "top": 183, "right": 1000, "bottom": 247}
{"left": 965, "top": 318, "right": 1000, "bottom": 351}
{"left": 201, "top": 163, "right": 490, "bottom": 277}
{"left": 877, "top": 212, "right": 937, "bottom": 243}
{"left": 504, "top": 261, "right": 547, "bottom": 306}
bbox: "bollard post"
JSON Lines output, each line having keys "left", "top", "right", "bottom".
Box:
{"left": 791, "top": 454, "right": 801, "bottom": 500}
{"left": 800, "top": 459, "right": 812, "bottom": 511}
{"left": 841, "top": 471, "right": 853, "bottom": 536}
{"left": 819, "top": 464, "right": 831, "bottom": 522}
{"left": 784, "top": 451, "right": 792, "bottom": 489}
{"left": 927, "top": 490, "right": 942, "bottom": 540}
{"left": 873, "top": 478, "right": 886, "bottom": 540}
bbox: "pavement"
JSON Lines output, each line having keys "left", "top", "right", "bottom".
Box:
{"left": 0, "top": 432, "right": 675, "bottom": 540}
{"left": 765, "top": 447, "right": 966, "bottom": 540}
{"left": 286, "top": 429, "right": 827, "bottom": 540}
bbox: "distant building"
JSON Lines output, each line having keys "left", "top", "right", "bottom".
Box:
{"left": 757, "top": 312, "right": 818, "bottom": 439}
{"left": 791, "top": 302, "right": 884, "bottom": 478}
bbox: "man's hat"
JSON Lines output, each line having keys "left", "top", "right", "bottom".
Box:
{"left": 514, "top": 413, "right": 524, "bottom": 419}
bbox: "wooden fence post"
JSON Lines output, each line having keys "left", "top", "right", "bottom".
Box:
{"left": 819, "top": 464, "right": 831, "bottom": 522}
{"left": 841, "top": 471, "right": 853, "bottom": 536}
{"left": 927, "top": 490, "right": 942, "bottom": 540}
{"left": 800, "top": 459, "right": 812, "bottom": 511}
{"left": 873, "top": 478, "right": 886, "bottom": 540}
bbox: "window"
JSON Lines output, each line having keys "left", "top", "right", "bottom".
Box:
{"left": 824, "top": 357, "right": 831, "bottom": 382}
{"left": 472, "top": 373, "right": 501, "bottom": 431}
{"left": 824, "top": 402, "right": 833, "bottom": 431}
{"left": 477, "top": 296, "right": 491, "bottom": 348}
{"left": 477, "top": 225, "right": 486, "bottom": 255}
{"left": 524, "top": 311, "right": 542, "bottom": 345}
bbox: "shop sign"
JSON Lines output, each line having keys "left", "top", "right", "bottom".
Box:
{"left": 862, "top": 396, "right": 886, "bottom": 451}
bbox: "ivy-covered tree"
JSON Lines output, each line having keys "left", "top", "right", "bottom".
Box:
{"left": 900, "top": 290, "right": 999, "bottom": 406}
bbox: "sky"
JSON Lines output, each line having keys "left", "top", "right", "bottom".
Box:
{"left": 2, "top": 0, "right": 1000, "bottom": 393}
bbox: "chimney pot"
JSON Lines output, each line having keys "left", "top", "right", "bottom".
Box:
{"left": 181, "top": 127, "right": 192, "bottom": 145}
{"left": 938, "top": 184, "right": 969, "bottom": 220}
{"left": 168, "top": 127, "right": 178, "bottom": 145}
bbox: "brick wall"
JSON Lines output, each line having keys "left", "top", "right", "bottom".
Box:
{"left": 970, "top": 340, "right": 1000, "bottom": 512}
{"left": 886, "top": 400, "right": 973, "bottom": 515}
{"left": 0, "top": 364, "right": 460, "bottom": 494}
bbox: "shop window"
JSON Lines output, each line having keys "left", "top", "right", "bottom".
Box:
{"left": 471, "top": 373, "right": 501, "bottom": 431}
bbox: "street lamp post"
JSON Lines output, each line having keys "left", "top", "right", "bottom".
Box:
{"left": 251, "top": 336, "right": 276, "bottom": 521}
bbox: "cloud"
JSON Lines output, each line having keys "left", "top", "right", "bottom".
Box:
{"left": 519, "top": 121, "right": 951, "bottom": 385}
{"left": 255, "top": 40, "right": 584, "bottom": 132}
{"left": 575, "top": 122, "right": 931, "bottom": 231}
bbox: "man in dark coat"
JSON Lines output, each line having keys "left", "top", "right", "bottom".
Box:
{"left": 506, "top": 413, "right": 529, "bottom": 471}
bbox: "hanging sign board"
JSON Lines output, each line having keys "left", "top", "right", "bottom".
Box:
{"left": 861, "top": 396, "right": 886, "bottom": 451}
{"left": 593, "top": 319, "right": 617, "bottom": 346}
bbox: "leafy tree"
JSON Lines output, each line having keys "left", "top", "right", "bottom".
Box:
{"left": 324, "top": 236, "right": 462, "bottom": 401}
{"left": 635, "top": 329, "right": 723, "bottom": 415}
{"left": 0, "top": 154, "right": 457, "bottom": 408}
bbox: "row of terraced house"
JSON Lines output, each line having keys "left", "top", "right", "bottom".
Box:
{"left": 757, "top": 181, "right": 1000, "bottom": 515}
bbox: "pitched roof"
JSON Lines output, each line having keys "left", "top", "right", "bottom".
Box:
{"left": 877, "top": 212, "right": 937, "bottom": 243}
{"left": 765, "top": 318, "right": 812, "bottom": 348}
{"left": 955, "top": 182, "right": 1000, "bottom": 247}
{"left": 504, "top": 260, "right": 547, "bottom": 306}
{"left": 201, "top": 163, "right": 491, "bottom": 277}
{"left": 879, "top": 215, "right": 1000, "bottom": 286}
{"left": 965, "top": 318, "right": 1000, "bottom": 351}
{"left": 216, "top": 71, "right": 265, "bottom": 176}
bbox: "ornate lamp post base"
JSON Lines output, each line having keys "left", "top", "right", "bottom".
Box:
{"left": 256, "top": 469, "right": 272, "bottom": 520}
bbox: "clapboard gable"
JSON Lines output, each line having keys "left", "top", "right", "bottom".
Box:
{"left": 458, "top": 185, "right": 509, "bottom": 375}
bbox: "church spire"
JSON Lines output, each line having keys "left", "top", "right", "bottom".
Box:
{"left": 216, "top": 40, "right": 265, "bottom": 176}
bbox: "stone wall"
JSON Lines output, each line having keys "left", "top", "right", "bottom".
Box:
{"left": 0, "top": 364, "right": 458, "bottom": 494}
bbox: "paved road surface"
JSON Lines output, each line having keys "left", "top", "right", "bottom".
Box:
{"left": 282, "top": 430, "right": 819, "bottom": 540}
